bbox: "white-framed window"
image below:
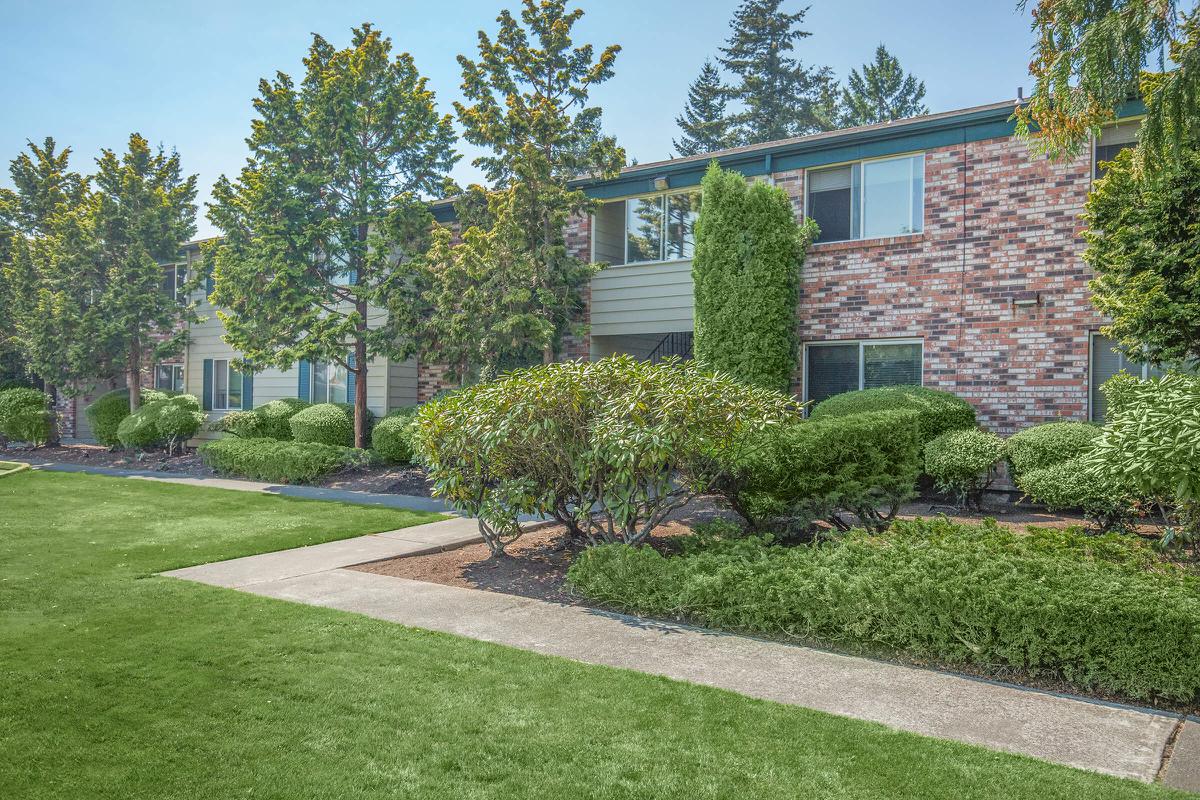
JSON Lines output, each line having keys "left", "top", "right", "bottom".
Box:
{"left": 155, "top": 364, "right": 184, "bottom": 393}
{"left": 161, "top": 264, "right": 187, "bottom": 302}
{"left": 1088, "top": 332, "right": 1165, "bottom": 422}
{"left": 803, "top": 338, "right": 923, "bottom": 405}
{"left": 1093, "top": 120, "right": 1140, "bottom": 180}
{"left": 211, "top": 359, "right": 244, "bottom": 411}
{"left": 592, "top": 188, "right": 702, "bottom": 266}
{"left": 806, "top": 153, "right": 924, "bottom": 243}
{"left": 310, "top": 360, "right": 349, "bottom": 404}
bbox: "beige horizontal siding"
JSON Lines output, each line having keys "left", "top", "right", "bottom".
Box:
{"left": 590, "top": 260, "right": 694, "bottom": 336}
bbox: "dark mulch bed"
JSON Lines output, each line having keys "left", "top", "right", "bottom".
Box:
{"left": 0, "top": 442, "right": 434, "bottom": 496}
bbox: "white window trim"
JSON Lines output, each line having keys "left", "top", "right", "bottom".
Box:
{"left": 802, "top": 337, "right": 924, "bottom": 405}
{"left": 590, "top": 187, "right": 702, "bottom": 268}
{"left": 156, "top": 363, "right": 184, "bottom": 393}
{"left": 163, "top": 264, "right": 187, "bottom": 303}
{"left": 803, "top": 151, "right": 926, "bottom": 245}
{"left": 211, "top": 359, "right": 242, "bottom": 411}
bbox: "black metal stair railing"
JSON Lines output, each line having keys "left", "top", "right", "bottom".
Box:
{"left": 646, "top": 331, "right": 694, "bottom": 364}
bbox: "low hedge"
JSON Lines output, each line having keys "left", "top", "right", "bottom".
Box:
{"left": 218, "top": 410, "right": 265, "bottom": 439}
{"left": 200, "top": 437, "right": 372, "bottom": 483}
{"left": 567, "top": 518, "right": 1200, "bottom": 702}
{"left": 372, "top": 408, "right": 418, "bottom": 465}
{"left": 1016, "top": 457, "right": 1133, "bottom": 529}
{"left": 0, "top": 387, "right": 54, "bottom": 445}
{"left": 116, "top": 395, "right": 204, "bottom": 450}
{"left": 924, "top": 428, "right": 1004, "bottom": 508}
{"left": 734, "top": 409, "right": 921, "bottom": 532}
{"left": 809, "top": 385, "right": 975, "bottom": 446}
{"left": 289, "top": 402, "right": 369, "bottom": 447}
{"left": 1006, "top": 422, "right": 1101, "bottom": 478}
{"left": 85, "top": 388, "right": 169, "bottom": 447}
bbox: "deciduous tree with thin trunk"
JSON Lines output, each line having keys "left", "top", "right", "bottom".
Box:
{"left": 205, "top": 24, "right": 457, "bottom": 448}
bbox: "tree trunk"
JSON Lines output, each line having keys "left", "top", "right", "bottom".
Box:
{"left": 44, "top": 382, "right": 61, "bottom": 446}
{"left": 353, "top": 324, "right": 368, "bottom": 450}
{"left": 127, "top": 337, "right": 142, "bottom": 412}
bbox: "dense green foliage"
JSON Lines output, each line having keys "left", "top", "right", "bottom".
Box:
{"left": 0, "top": 387, "right": 53, "bottom": 445}
{"left": 288, "top": 402, "right": 365, "bottom": 448}
{"left": 1016, "top": 0, "right": 1199, "bottom": 159}
{"left": 838, "top": 44, "right": 928, "bottom": 126}
{"left": 417, "top": 356, "right": 800, "bottom": 553}
{"left": 1, "top": 471, "right": 1166, "bottom": 800}
{"left": 1006, "top": 421, "right": 1102, "bottom": 478}
{"left": 116, "top": 395, "right": 204, "bottom": 451}
{"left": 716, "top": 0, "right": 837, "bottom": 142}
{"left": 730, "top": 410, "right": 921, "bottom": 532}
{"left": 205, "top": 24, "right": 455, "bottom": 447}
{"left": 1085, "top": 146, "right": 1200, "bottom": 365}
{"left": 923, "top": 428, "right": 1004, "bottom": 509}
{"left": 254, "top": 398, "right": 310, "bottom": 441}
{"left": 84, "top": 387, "right": 169, "bottom": 447}
{"left": 673, "top": 60, "right": 736, "bottom": 156}
{"left": 201, "top": 437, "right": 371, "bottom": 483}
{"left": 693, "top": 163, "right": 816, "bottom": 391}
{"left": 1016, "top": 458, "right": 1134, "bottom": 529}
{"left": 809, "top": 385, "right": 976, "bottom": 446}
{"left": 218, "top": 409, "right": 264, "bottom": 439}
{"left": 371, "top": 408, "right": 418, "bottom": 465}
{"left": 568, "top": 518, "right": 1200, "bottom": 701}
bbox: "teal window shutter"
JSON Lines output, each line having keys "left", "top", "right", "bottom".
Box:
{"left": 202, "top": 359, "right": 213, "bottom": 411}
{"left": 205, "top": 273, "right": 215, "bottom": 297}
{"left": 346, "top": 352, "right": 356, "bottom": 403}
{"left": 297, "top": 359, "right": 310, "bottom": 401}
{"left": 242, "top": 371, "right": 254, "bottom": 410}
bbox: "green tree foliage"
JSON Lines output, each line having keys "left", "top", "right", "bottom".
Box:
{"left": 839, "top": 44, "right": 928, "bottom": 127}
{"left": 718, "top": 0, "right": 837, "bottom": 143}
{"left": 445, "top": 0, "right": 625, "bottom": 369}
{"left": 692, "top": 162, "right": 815, "bottom": 391}
{"left": 206, "top": 24, "right": 457, "bottom": 448}
{"left": 1016, "top": 0, "right": 1200, "bottom": 159}
{"left": 0, "top": 138, "right": 94, "bottom": 437}
{"left": 1084, "top": 146, "right": 1200, "bottom": 365}
{"left": 673, "top": 60, "right": 736, "bottom": 156}
{"left": 90, "top": 134, "right": 198, "bottom": 411}
{"left": 923, "top": 427, "right": 1004, "bottom": 510}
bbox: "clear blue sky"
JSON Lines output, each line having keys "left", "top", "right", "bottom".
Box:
{"left": 0, "top": 0, "right": 1037, "bottom": 238}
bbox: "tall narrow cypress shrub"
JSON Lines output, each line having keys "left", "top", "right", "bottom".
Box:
{"left": 692, "top": 162, "right": 815, "bottom": 391}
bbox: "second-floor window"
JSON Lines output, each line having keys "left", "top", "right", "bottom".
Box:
{"left": 1094, "top": 121, "right": 1139, "bottom": 179}
{"left": 806, "top": 153, "right": 924, "bottom": 244}
{"left": 161, "top": 264, "right": 186, "bottom": 303}
{"left": 593, "top": 190, "right": 702, "bottom": 266}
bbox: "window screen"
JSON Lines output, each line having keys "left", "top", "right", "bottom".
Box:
{"left": 806, "top": 344, "right": 861, "bottom": 404}
{"left": 807, "top": 165, "right": 854, "bottom": 243}
{"left": 1089, "top": 334, "right": 1166, "bottom": 421}
{"left": 807, "top": 340, "right": 924, "bottom": 405}
{"left": 863, "top": 342, "right": 922, "bottom": 388}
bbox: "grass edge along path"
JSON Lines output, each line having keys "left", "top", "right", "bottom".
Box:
{"left": 0, "top": 470, "right": 1192, "bottom": 799}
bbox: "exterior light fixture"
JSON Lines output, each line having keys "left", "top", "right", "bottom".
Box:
{"left": 653, "top": 176, "right": 669, "bottom": 191}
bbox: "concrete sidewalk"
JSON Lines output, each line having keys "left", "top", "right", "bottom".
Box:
{"left": 164, "top": 524, "right": 1199, "bottom": 791}
{"left": 29, "top": 459, "right": 452, "bottom": 514}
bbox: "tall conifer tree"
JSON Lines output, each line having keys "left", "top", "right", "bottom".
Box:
{"left": 839, "top": 45, "right": 928, "bottom": 127}
{"left": 674, "top": 60, "right": 736, "bottom": 156}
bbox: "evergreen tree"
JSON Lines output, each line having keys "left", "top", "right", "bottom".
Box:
{"left": 839, "top": 44, "right": 928, "bottom": 127}
{"left": 1016, "top": 0, "right": 1200, "bottom": 159}
{"left": 90, "top": 134, "right": 198, "bottom": 411}
{"left": 206, "top": 24, "right": 457, "bottom": 447}
{"left": 449, "top": 0, "right": 625, "bottom": 367}
{"left": 718, "top": 0, "right": 837, "bottom": 144}
{"left": 674, "top": 60, "right": 735, "bottom": 156}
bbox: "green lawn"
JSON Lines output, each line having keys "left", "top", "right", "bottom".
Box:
{"left": 0, "top": 471, "right": 1188, "bottom": 799}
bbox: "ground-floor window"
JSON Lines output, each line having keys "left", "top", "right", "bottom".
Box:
{"left": 154, "top": 363, "right": 184, "bottom": 393}
{"left": 804, "top": 339, "right": 923, "bottom": 405}
{"left": 1089, "top": 333, "right": 1166, "bottom": 421}
{"left": 310, "top": 360, "right": 348, "bottom": 404}
{"left": 212, "top": 359, "right": 244, "bottom": 410}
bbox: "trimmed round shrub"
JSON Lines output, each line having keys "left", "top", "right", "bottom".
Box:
{"left": 85, "top": 388, "right": 169, "bottom": 447}
{"left": 372, "top": 408, "right": 418, "bottom": 465}
{"left": 116, "top": 395, "right": 204, "bottom": 450}
{"left": 200, "top": 437, "right": 372, "bottom": 483}
{"left": 218, "top": 409, "right": 264, "bottom": 439}
{"left": 255, "top": 398, "right": 310, "bottom": 441}
{"left": 0, "top": 387, "right": 54, "bottom": 445}
{"left": 1006, "top": 421, "right": 1101, "bottom": 478}
{"left": 289, "top": 402, "right": 366, "bottom": 447}
{"left": 924, "top": 428, "right": 1004, "bottom": 508}
{"left": 1017, "top": 457, "right": 1133, "bottom": 530}
{"left": 736, "top": 409, "right": 922, "bottom": 532}
{"left": 809, "top": 385, "right": 976, "bottom": 446}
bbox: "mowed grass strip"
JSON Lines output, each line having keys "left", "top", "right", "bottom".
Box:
{"left": 0, "top": 471, "right": 1189, "bottom": 799}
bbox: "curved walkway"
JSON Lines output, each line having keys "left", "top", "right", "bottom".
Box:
{"left": 163, "top": 520, "right": 1200, "bottom": 792}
